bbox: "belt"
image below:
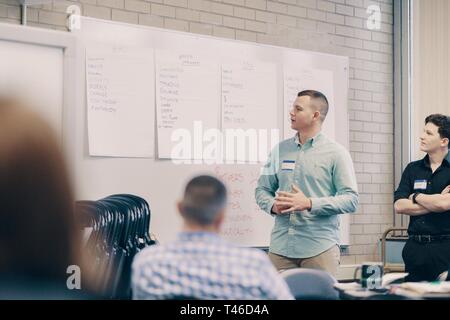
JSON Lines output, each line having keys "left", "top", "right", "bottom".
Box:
{"left": 409, "top": 234, "right": 450, "bottom": 243}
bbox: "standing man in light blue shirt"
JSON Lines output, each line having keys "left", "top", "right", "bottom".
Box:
{"left": 255, "top": 90, "right": 359, "bottom": 277}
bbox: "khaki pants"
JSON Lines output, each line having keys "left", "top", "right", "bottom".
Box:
{"left": 268, "top": 245, "right": 340, "bottom": 277}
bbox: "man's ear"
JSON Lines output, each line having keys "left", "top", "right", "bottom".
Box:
{"left": 214, "top": 209, "right": 226, "bottom": 229}
{"left": 313, "top": 110, "right": 321, "bottom": 121}
{"left": 442, "top": 137, "right": 449, "bottom": 148}
{"left": 177, "top": 200, "right": 184, "bottom": 217}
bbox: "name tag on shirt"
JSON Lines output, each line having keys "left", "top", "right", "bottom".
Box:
{"left": 414, "top": 179, "right": 427, "bottom": 190}
{"left": 281, "top": 160, "right": 295, "bottom": 171}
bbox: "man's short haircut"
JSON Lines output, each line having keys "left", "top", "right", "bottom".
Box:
{"left": 180, "top": 175, "right": 227, "bottom": 226}
{"left": 298, "top": 90, "right": 329, "bottom": 122}
{"left": 425, "top": 114, "right": 450, "bottom": 146}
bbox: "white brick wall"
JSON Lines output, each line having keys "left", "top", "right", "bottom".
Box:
{"left": 152, "top": 3, "right": 176, "bottom": 17}
{"left": 84, "top": 5, "right": 111, "bottom": 20}
{"left": 38, "top": 10, "right": 67, "bottom": 25}
{"left": 0, "top": 0, "right": 394, "bottom": 263}
{"left": 112, "top": 8, "right": 138, "bottom": 23}
{"left": 164, "top": 17, "right": 188, "bottom": 30}
{"left": 125, "top": 0, "right": 150, "bottom": 13}
{"left": 139, "top": 12, "right": 164, "bottom": 26}
{"left": 98, "top": 0, "right": 124, "bottom": 9}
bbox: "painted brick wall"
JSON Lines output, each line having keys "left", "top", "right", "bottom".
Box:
{"left": 0, "top": 0, "right": 394, "bottom": 264}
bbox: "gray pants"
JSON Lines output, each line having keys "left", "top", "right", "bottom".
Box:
{"left": 268, "top": 245, "right": 340, "bottom": 277}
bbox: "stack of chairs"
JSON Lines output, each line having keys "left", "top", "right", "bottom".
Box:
{"left": 75, "top": 194, "right": 156, "bottom": 299}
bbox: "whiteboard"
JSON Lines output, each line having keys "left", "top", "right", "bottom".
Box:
{"left": 70, "top": 17, "right": 350, "bottom": 247}
{"left": 0, "top": 19, "right": 350, "bottom": 247}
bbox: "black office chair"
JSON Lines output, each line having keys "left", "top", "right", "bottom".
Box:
{"left": 75, "top": 194, "right": 155, "bottom": 299}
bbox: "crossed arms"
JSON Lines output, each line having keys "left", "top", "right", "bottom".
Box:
{"left": 394, "top": 185, "right": 450, "bottom": 216}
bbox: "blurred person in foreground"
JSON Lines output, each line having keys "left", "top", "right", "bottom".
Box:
{"left": 0, "top": 98, "right": 97, "bottom": 299}
{"left": 132, "top": 175, "right": 294, "bottom": 300}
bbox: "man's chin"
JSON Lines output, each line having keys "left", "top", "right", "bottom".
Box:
{"left": 290, "top": 123, "right": 300, "bottom": 131}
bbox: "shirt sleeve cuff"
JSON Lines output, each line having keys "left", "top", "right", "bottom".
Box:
{"left": 267, "top": 198, "right": 277, "bottom": 216}
{"left": 394, "top": 193, "right": 410, "bottom": 203}
{"left": 309, "top": 197, "right": 324, "bottom": 215}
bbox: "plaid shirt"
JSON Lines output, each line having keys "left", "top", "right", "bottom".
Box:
{"left": 132, "top": 231, "right": 294, "bottom": 300}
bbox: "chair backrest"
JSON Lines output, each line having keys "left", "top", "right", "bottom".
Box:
{"left": 380, "top": 227, "right": 408, "bottom": 273}
{"left": 281, "top": 268, "right": 339, "bottom": 300}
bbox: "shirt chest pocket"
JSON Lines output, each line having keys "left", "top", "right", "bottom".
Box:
{"left": 302, "top": 159, "right": 333, "bottom": 176}
{"left": 302, "top": 159, "right": 334, "bottom": 185}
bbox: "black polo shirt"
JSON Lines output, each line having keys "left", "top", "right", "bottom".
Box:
{"left": 394, "top": 151, "right": 450, "bottom": 235}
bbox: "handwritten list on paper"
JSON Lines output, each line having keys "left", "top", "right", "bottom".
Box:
{"left": 221, "top": 61, "right": 278, "bottom": 162}
{"left": 283, "top": 68, "right": 335, "bottom": 140}
{"left": 214, "top": 165, "right": 274, "bottom": 247}
{"left": 86, "top": 47, "right": 155, "bottom": 157}
{"left": 156, "top": 51, "right": 220, "bottom": 160}
{"left": 222, "top": 61, "right": 277, "bottom": 129}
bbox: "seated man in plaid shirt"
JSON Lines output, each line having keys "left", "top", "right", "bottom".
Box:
{"left": 132, "top": 175, "right": 294, "bottom": 300}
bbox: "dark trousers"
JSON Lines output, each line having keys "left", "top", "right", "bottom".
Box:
{"left": 402, "top": 239, "right": 450, "bottom": 282}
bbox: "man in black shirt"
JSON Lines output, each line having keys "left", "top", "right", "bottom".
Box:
{"left": 394, "top": 114, "right": 450, "bottom": 282}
